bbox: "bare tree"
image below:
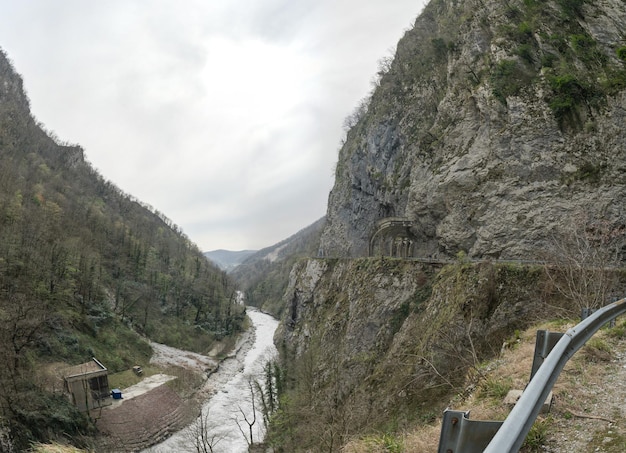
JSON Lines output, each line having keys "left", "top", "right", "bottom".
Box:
{"left": 543, "top": 214, "right": 625, "bottom": 311}
{"left": 404, "top": 312, "right": 485, "bottom": 395}
{"left": 0, "top": 294, "right": 49, "bottom": 383}
{"left": 232, "top": 380, "right": 258, "bottom": 447}
{"left": 187, "top": 407, "right": 225, "bottom": 453}
{"left": 342, "top": 96, "right": 371, "bottom": 131}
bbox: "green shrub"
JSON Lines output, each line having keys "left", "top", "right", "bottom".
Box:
{"left": 541, "top": 52, "right": 558, "bottom": 68}
{"left": 547, "top": 73, "right": 589, "bottom": 127}
{"left": 523, "top": 417, "right": 551, "bottom": 452}
{"left": 549, "top": 33, "right": 569, "bottom": 53}
{"left": 617, "top": 46, "right": 626, "bottom": 62}
{"left": 571, "top": 33, "right": 606, "bottom": 66}
{"left": 478, "top": 377, "right": 513, "bottom": 401}
{"left": 505, "top": 7, "right": 522, "bottom": 20}
{"left": 549, "top": 73, "right": 585, "bottom": 95}
{"left": 491, "top": 60, "right": 530, "bottom": 103}
{"left": 583, "top": 337, "right": 613, "bottom": 362}
{"left": 571, "top": 33, "right": 594, "bottom": 52}
{"left": 603, "top": 69, "right": 626, "bottom": 92}
{"left": 501, "top": 22, "right": 534, "bottom": 44}
{"left": 561, "top": 161, "right": 605, "bottom": 185}
{"left": 548, "top": 94, "right": 576, "bottom": 124}
{"left": 362, "top": 433, "right": 404, "bottom": 453}
{"left": 587, "top": 337, "right": 611, "bottom": 353}
{"left": 557, "top": 0, "right": 585, "bottom": 18}
{"left": 516, "top": 44, "right": 534, "bottom": 63}
{"left": 518, "top": 22, "right": 533, "bottom": 40}
{"left": 431, "top": 38, "right": 448, "bottom": 59}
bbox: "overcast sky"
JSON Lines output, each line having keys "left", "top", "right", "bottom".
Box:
{"left": 0, "top": 0, "right": 426, "bottom": 252}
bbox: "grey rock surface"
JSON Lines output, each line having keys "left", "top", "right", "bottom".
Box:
{"left": 320, "top": 0, "right": 626, "bottom": 260}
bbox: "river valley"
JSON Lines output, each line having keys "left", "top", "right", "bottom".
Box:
{"left": 144, "top": 308, "right": 279, "bottom": 453}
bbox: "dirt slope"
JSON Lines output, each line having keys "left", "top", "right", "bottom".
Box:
{"left": 96, "top": 384, "right": 193, "bottom": 452}
{"left": 343, "top": 318, "right": 626, "bottom": 452}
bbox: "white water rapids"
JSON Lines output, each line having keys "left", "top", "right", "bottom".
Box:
{"left": 145, "top": 308, "right": 279, "bottom": 453}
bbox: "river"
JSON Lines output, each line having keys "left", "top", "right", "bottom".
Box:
{"left": 145, "top": 308, "right": 279, "bottom": 453}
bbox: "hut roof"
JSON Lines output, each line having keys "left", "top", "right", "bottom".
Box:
{"left": 64, "top": 358, "right": 108, "bottom": 380}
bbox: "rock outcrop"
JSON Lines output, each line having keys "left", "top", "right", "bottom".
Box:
{"left": 272, "top": 0, "right": 626, "bottom": 450}
{"left": 274, "top": 257, "right": 548, "bottom": 450}
{"left": 320, "top": 0, "right": 626, "bottom": 260}
{"left": 0, "top": 48, "right": 87, "bottom": 170}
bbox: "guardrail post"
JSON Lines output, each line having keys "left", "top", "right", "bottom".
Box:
{"left": 437, "top": 409, "right": 502, "bottom": 453}
{"left": 436, "top": 297, "right": 626, "bottom": 453}
{"left": 582, "top": 307, "right": 615, "bottom": 327}
{"left": 529, "top": 330, "right": 564, "bottom": 381}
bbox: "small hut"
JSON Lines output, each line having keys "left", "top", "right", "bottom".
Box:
{"left": 63, "top": 357, "right": 111, "bottom": 412}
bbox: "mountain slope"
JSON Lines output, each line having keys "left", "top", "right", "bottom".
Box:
{"left": 0, "top": 48, "right": 244, "bottom": 450}
{"left": 204, "top": 249, "right": 257, "bottom": 271}
{"left": 230, "top": 217, "right": 325, "bottom": 316}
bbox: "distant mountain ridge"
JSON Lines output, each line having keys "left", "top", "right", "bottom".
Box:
{"left": 203, "top": 249, "right": 257, "bottom": 271}
{"left": 229, "top": 217, "right": 325, "bottom": 316}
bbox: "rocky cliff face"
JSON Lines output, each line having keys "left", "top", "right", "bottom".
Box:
{"left": 0, "top": 49, "right": 86, "bottom": 170}
{"left": 272, "top": 0, "right": 626, "bottom": 449}
{"left": 273, "top": 257, "right": 547, "bottom": 450}
{"left": 320, "top": 0, "right": 626, "bottom": 259}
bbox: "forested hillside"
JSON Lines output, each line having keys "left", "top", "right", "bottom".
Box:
{"left": 0, "top": 48, "right": 244, "bottom": 450}
{"left": 230, "top": 217, "right": 324, "bottom": 317}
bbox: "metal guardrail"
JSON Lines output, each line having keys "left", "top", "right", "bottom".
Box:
{"left": 438, "top": 297, "right": 626, "bottom": 453}
{"left": 438, "top": 409, "right": 503, "bottom": 453}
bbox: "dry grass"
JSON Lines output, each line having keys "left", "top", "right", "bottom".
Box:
{"left": 342, "top": 425, "right": 441, "bottom": 453}
{"left": 341, "top": 318, "right": 626, "bottom": 452}
{"left": 401, "top": 424, "right": 441, "bottom": 452}
{"left": 341, "top": 423, "right": 443, "bottom": 453}
{"left": 107, "top": 364, "right": 163, "bottom": 390}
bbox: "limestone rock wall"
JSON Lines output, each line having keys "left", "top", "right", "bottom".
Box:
{"left": 320, "top": 0, "right": 626, "bottom": 260}
{"left": 274, "top": 257, "right": 547, "bottom": 444}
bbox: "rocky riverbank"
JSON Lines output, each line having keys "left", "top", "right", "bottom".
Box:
{"left": 94, "top": 314, "right": 258, "bottom": 452}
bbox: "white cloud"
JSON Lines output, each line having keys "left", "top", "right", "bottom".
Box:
{"left": 0, "top": 0, "right": 426, "bottom": 251}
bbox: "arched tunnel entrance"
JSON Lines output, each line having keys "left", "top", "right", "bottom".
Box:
{"left": 369, "top": 217, "right": 417, "bottom": 258}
